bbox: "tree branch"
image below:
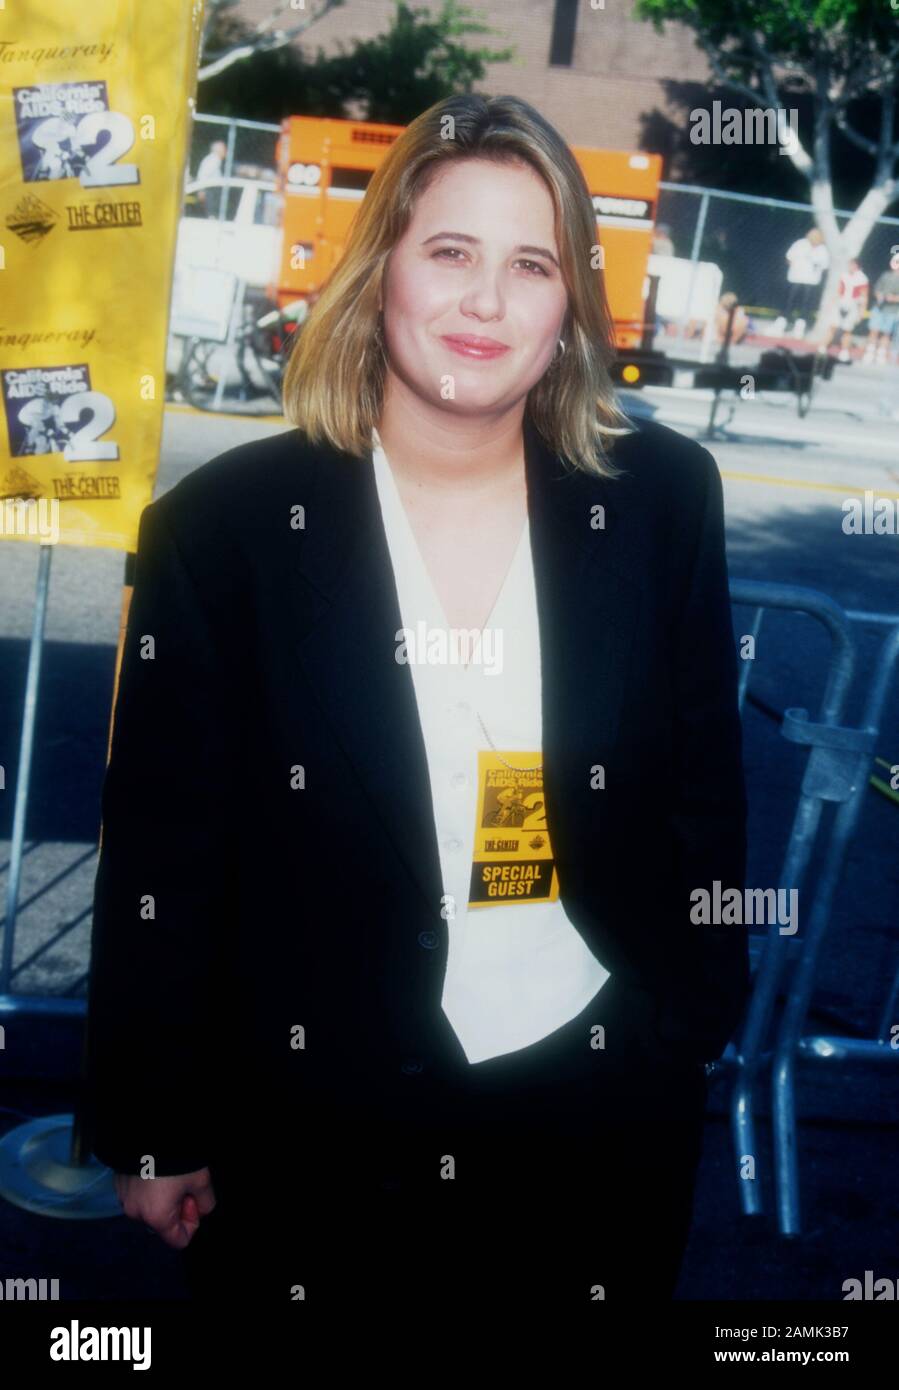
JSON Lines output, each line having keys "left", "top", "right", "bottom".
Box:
{"left": 199, "top": 0, "right": 343, "bottom": 81}
{"left": 876, "top": 87, "right": 899, "bottom": 180}
{"left": 695, "top": 34, "right": 769, "bottom": 109}
{"left": 748, "top": 30, "right": 789, "bottom": 110}
{"left": 834, "top": 113, "right": 880, "bottom": 156}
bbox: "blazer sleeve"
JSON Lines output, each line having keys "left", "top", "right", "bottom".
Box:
{"left": 83, "top": 497, "right": 234, "bottom": 1176}
{"left": 655, "top": 447, "right": 750, "bottom": 1063}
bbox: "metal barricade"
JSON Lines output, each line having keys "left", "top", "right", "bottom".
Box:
{"left": 723, "top": 579, "right": 899, "bottom": 1236}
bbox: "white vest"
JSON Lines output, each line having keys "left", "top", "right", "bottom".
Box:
{"left": 372, "top": 433, "right": 610, "bottom": 1063}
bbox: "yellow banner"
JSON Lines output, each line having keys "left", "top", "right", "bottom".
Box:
{"left": 0, "top": 0, "right": 204, "bottom": 549}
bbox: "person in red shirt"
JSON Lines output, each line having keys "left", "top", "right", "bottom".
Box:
{"left": 830, "top": 259, "right": 869, "bottom": 362}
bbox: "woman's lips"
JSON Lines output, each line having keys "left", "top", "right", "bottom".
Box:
{"left": 440, "top": 335, "right": 511, "bottom": 360}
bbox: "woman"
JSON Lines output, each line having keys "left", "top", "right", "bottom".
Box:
{"left": 84, "top": 94, "right": 748, "bottom": 1309}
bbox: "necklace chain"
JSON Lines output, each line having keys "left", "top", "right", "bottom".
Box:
{"left": 476, "top": 711, "right": 543, "bottom": 773}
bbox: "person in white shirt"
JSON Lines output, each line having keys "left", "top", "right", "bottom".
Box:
{"left": 194, "top": 139, "right": 227, "bottom": 216}
{"left": 99, "top": 93, "right": 748, "bottom": 1313}
{"left": 783, "top": 227, "right": 829, "bottom": 337}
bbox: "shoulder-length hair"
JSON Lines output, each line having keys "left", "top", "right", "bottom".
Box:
{"left": 282, "top": 93, "right": 633, "bottom": 478}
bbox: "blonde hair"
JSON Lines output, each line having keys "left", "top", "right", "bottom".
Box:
{"left": 283, "top": 93, "right": 633, "bottom": 477}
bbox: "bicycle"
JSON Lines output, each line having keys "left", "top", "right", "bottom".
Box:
{"left": 168, "top": 296, "right": 307, "bottom": 413}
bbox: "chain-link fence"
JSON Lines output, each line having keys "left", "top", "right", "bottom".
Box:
{"left": 654, "top": 182, "right": 899, "bottom": 350}
{"left": 185, "top": 112, "right": 281, "bottom": 207}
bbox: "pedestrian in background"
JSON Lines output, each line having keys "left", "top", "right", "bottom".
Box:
{"left": 779, "top": 227, "right": 829, "bottom": 338}
{"left": 863, "top": 253, "right": 899, "bottom": 366}
{"left": 830, "top": 259, "right": 869, "bottom": 362}
{"left": 651, "top": 222, "right": 675, "bottom": 256}
{"left": 714, "top": 292, "right": 749, "bottom": 348}
{"left": 194, "top": 138, "right": 227, "bottom": 216}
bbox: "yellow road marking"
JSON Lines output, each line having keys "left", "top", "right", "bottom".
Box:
{"left": 163, "top": 409, "right": 899, "bottom": 495}
{"left": 721, "top": 470, "right": 899, "bottom": 499}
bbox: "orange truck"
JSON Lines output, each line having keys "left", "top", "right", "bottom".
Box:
{"left": 268, "top": 114, "right": 661, "bottom": 381}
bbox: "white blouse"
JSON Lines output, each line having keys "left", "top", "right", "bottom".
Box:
{"left": 372, "top": 432, "right": 610, "bottom": 1063}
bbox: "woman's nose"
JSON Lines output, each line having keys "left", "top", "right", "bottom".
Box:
{"left": 458, "top": 266, "right": 506, "bottom": 320}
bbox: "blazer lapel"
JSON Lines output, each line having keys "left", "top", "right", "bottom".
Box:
{"left": 523, "top": 414, "right": 644, "bottom": 847}
{"left": 288, "top": 415, "right": 643, "bottom": 918}
{"left": 288, "top": 438, "right": 445, "bottom": 919}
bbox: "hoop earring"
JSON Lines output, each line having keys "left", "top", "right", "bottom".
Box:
{"left": 551, "top": 337, "right": 566, "bottom": 366}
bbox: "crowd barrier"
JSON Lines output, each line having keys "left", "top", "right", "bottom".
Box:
{"left": 723, "top": 580, "right": 899, "bottom": 1235}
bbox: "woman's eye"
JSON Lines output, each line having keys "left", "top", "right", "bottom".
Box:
{"left": 432, "top": 248, "right": 549, "bottom": 276}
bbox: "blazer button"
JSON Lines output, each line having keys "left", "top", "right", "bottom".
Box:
{"left": 401, "top": 1058, "right": 424, "bottom": 1075}
{"left": 417, "top": 931, "right": 439, "bottom": 950}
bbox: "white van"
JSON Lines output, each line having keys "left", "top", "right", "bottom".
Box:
{"left": 176, "top": 177, "right": 283, "bottom": 291}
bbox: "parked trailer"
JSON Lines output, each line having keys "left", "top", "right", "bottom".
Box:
{"left": 269, "top": 114, "right": 660, "bottom": 354}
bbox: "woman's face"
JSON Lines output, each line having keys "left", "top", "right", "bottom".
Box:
{"left": 380, "top": 157, "right": 570, "bottom": 417}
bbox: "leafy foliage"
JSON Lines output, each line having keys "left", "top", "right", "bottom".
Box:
{"left": 198, "top": 1, "right": 514, "bottom": 124}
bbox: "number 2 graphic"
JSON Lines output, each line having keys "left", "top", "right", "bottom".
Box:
{"left": 60, "top": 391, "right": 119, "bottom": 460}
{"left": 521, "top": 794, "right": 547, "bottom": 830}
{"left": 31, "top": 110, "right": 139, "bottom": 187}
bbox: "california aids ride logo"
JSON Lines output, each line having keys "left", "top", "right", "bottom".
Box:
{"left": 13, "top": 81, "right": 140, "bottom": 187}
{"left": 1, "top": 366, "right": 119, "bottom": 462}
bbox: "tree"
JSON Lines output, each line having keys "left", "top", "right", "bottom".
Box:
{"left": 312, "top": 0, "right": 515, "bottom": 124}
{"left": 197, "top": 1, "right": 514, "bottom": 126}
{"left": 198, "top": 0, "right": 346, "bottom": 83}
{"left": 636, "top": 0, "right": 899, "bottom": 337}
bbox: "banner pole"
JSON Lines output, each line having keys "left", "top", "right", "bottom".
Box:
{"left": 98, "top": 552, "right": 136, "bottom": 855}
{"left": 0, "top": 543, "right": 53, "bottom": 995}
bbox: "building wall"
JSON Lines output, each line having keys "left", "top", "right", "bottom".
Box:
{"left": 229, "top": 0, "right": 709, "bottom": 154}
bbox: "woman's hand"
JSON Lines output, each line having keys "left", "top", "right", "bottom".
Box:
{"left": 114, "top": 1167, "right": 216, "bottom": 1250}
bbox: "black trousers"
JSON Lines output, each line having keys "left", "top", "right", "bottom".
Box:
{"left": 785, "top": 282, "right": 820, "bottom": 321}
{"left": 183, "top": 974, "right": 707, "bottom": 1308}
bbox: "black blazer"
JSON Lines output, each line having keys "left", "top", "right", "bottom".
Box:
{"left": 83, "top": 412, "right": 749, "bottom": 1179}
